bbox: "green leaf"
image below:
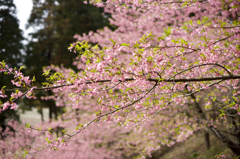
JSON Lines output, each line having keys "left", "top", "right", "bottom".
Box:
{"left": 163, "top": 27, "right": 171, "bottom": 36}
{"left": 109, "top": 38, "right": 116, "bottom": 45}
{"left": 19, "top": 65, "right": 26, "bottom": 70}
{"left": 32, "top": 76, "right": 36, "bottom": 82}
{"left": 92, "top": 44, "right": 99, "bottom": 50}
{"left": 0, "top": 60, "right": 6, "bottom": 67}
{"left": 182, "top": 1, "right": 188, "bottom": 7}
{"left": 24, "top": 151, "right": 28, "bottom": 157}
{"left": 121, "top": 43, "right": 129, "bottom": 47}
{"left": 42, "top": 69, "right": 51, "bottom": 76}
{"left": 25, "top": 123, "right": 31, "bottom": 128}
{"left": 189, "top": 20, "right": 193, "bottom": 26}
{"left": 41, "top": 82, "right": 48, "bottom": 86}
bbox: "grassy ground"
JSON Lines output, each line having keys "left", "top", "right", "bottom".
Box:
{"left": 149, "top": 130, "right": 234, "bottom": 159}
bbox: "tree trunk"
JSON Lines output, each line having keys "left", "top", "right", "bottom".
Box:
{"left": 204, "top": 132, "right": 210, "bottom": 149}
{"left": 75, "top": 109, "right": 80, "bottom": 122}
{"left": 210, "top": 127, "right": 240, "bottom": 156}
{"left": 49, "top": 104, "right": 52, "bottom": 122}
{"left": 47, "top": 90, "right": 56, "bottom": 122}
{"left": 41, "top": 107, "right": 44, "bottom": 122}
{"left": 60, "top": 107, "right": 64, "bottom": 121}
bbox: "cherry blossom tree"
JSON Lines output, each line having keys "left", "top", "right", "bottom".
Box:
{"left": 1, "top": 0, "right": 240, "bottom": 158}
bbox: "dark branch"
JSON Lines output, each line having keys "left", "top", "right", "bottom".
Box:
{"left": 5, "top": 75, "right": 240, "bottom": 92}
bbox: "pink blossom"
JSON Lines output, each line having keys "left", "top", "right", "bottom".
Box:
{"left": 3, "top": 102, "right": 10, "bottom": 110}
{"left": 11, "top": 80, "right": 21, "bottom": 87}
{"left": 0, "top": 91, "right": 7, "bottom": 98}
{"left": 10, "top": 102, "right": 18, "bottom": 110}
{"left": 46, "top": 131, "right": 53, "bottom": 139}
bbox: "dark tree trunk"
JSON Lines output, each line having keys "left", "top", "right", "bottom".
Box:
{"left": 41, "top": 107, "right": 44, "bottom": 122}
{"left": 204, "top": 132, "right": 210, "bottom": 149}
{"left": 49, "top": 104, "right": 52, "bottom": 122}
{"left": 210, "top": 127, "right": 240, "bottom": 156}
{"left": 54, "top": 105, "right": 58, "bottom": 120}
{"left": 75, "top": 109, "right": 80, "bottom": 122}
{"left": 60, "top": 107, "right": 64, "bottom": 121}
{"left": 47, "top": 90, "right": 57, "bottom": 122}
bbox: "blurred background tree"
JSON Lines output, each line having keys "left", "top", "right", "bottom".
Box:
{"left": 0, "top": 0, "right": 23, "bottom": 137}
{"left": 24, "top": 0, "right": 110, "bottom": 122}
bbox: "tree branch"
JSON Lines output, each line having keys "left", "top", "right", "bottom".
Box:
{"left": 5, "top": 75, "right": 240, "bottom": 92}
